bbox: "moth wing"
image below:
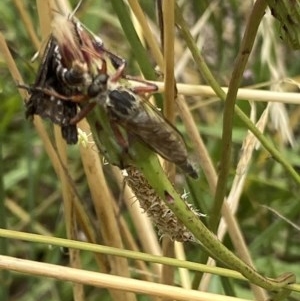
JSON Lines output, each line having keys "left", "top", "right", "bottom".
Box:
{"left": 25, "top": 37, "right": 78, "bottom": 144}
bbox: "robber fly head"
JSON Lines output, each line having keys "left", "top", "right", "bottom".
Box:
{"left": 87, "top": 72, "right": 109, "bottom": 100}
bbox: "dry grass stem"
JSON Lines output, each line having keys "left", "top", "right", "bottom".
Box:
{"left": 5, "top": 198, "right": 52, "bottom": 236}
{"left": 127, "top": 0, "right": 164, "bottom": 69}
{"left": 78, "top": 121, "right": 136, "bottom": 301}
{"left": 174, "top": 0, "right": 219, "bottom": 78}
{"left": 12, "top": 0, "right": 40, "bottom": 49}
{"left": 152, "top": 81, "right": 300, "bottom": 104}
{"left": 176, "top": 95, "right": 217, "bottom": 193}
{"left": 0, "top": 255, "right": 254, "bottom": 301}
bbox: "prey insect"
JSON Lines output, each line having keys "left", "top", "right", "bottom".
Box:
{"left": 22, "top": 37, "right": 80, "bottom": 144}
{"left": 19, "top": 14, "right": 126, "bottom": 144}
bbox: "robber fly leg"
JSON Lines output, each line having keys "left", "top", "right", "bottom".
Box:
{"left": 106, "top": 49, "right": 127, "bottom": 73}
{"left": 30, "top": 86, "right": 88, "bottom": 103}
{"left": 69, "top": 102, "right": 96, "bottom": 124}
{"left": 110, "top": 119, "right": 129, "bottom": 153}
{"left": 110, "top": 61, "right": 126, "bottom": 83}
{"left": 124, "top": 76, "right": 158, "bottom": 95}
{"left": 94, "top": 42, "right": 126, "bottom": 72}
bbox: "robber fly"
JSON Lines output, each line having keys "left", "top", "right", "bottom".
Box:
{"left": 85, "top": 58, "right": 198, "bottom": 179}
{"left": 53, "top": 17, "right": 198, "bottom": 178}
{"left": 107, "top": 87, "right": 198, "bottom": 178}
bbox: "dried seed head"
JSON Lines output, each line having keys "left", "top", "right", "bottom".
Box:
{"left": 125, "top": 166, "right": 199, "bottom": 242}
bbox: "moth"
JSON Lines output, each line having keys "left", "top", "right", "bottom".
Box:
{"left": 21, "top": 14, "right": 126, "bottom": 144}
{"left": 24, "top": 37, "right": 80, "bottom": 144}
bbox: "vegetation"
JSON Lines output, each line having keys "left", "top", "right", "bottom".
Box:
{"left": 1, "top": 0, "right": 300, "bottom": 300}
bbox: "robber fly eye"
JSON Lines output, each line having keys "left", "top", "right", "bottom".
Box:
{"left": 88, "top": 73, "right": 108, "bottom": 97}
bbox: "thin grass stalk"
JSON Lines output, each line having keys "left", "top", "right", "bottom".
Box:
{"left": 210, "top": 0, "right": 267, "bottom": 233}
{"left": 175, "top": 2, "right": 300, "bottom": 187}
{"left": 25, "top": 121, "right": 35, "bottom": 237}
{"left": 12, "top": 0, "right": 40, "bottom": 49}
{"left": 162, "top": 0, "right": 175, "bottom": 124}
{"left": 36, "top": 1, "right": 85, "bottom": 299}
{"left": 153, "top": 81, "right": 300, "bottom": 104}
{"left": 162, "top": 0, "right": 176, "bottom": 179}
{"left": 77, "top": 120, "right": 137, "bottom": 301}
{"left": 0, "top": 135, "right": 9, "bottom": 301}
{"left": 0, "top": 12, "right": 111, "bottom": 287}
{"left": 0, "top": 254, "right": 258, "bottom": 301}
{"left": 160, "top": 1, "right": 176, "bottom": 293}
{"left": 127, "top": 0, "right": 164, "bottom": 69}
{"left": 5, "top": 198, "right": 53, "bottom": 235}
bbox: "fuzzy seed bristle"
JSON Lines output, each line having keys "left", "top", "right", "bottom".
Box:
{"left": 125, "top": 166, "right": 198, "bottom": 242}
{"left": 52, "top": 15, "right": 84, "bottom": 65}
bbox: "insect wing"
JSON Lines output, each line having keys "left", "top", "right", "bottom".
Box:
{"left": 25, "top": 37, "right": 78, "bottom": 144}
{"left": 108, "top": 89, "right": 197, "bottom": 178}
